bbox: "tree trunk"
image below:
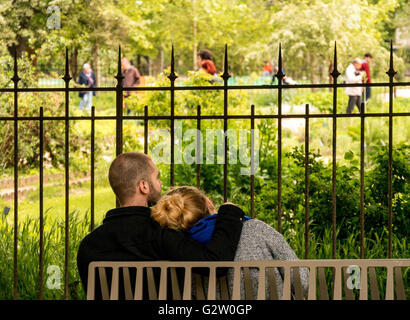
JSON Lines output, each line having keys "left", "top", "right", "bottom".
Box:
{"left": 328, "top": 60, "right": 334, "bottom": 91}
{"left": 69, "top": 47, "right": 79, "bottom": 82}
{"left": 91, "top": 43, "right": 100, "bottom": 87}
{"left": 192, "top": 0, "right": 198, "bottom": 70}
{"left": 160, "top": 48, "right": 164, "bottom": 73}
{"left": 148, "top": 56, "right": 152, "bottom": 76}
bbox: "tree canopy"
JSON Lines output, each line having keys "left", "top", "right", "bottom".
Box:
{"left": 0, "top": 0, "right": 408, "bottom": 81}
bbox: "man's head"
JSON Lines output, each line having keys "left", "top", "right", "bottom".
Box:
{"left": 364, "top": 53, "right": 373, "bottom": 63}
{"left": 108, "top": 152, "right": 162, "bottom": 207}
{"left": 353, "top": 58, "right": 362, "bottom": 70}
{"left": 121, "top": 58, "right": 131, "bottom": 71}
{"left": 83, "top": 63, "right": 91, "bottom": 74}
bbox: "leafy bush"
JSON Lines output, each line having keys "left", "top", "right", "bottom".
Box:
{"left": 0, "top": 55, "right": 99, "bottom": 173}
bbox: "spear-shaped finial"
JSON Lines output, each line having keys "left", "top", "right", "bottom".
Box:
{"left": 386, "top": 40, "right": 397, "bottom": 80}
{"left": 221, "top": 44, "right": 230, "bottom": 82}
{"left": 11, "top": 45, "right": 21, "bottom": 85}
{"left": 275, "top": 43, "right": 285, "bottom": 83}
{"left": 168, "top": 44, "right": 178, "bottom": 82}
{"left": 115, "top": 45, "right": 124, "bottom": 85}
{"left": 330, "top": 41, "right": 341, "bottom": 80}
{"left": 62, "top": 47, "right": 72, "bottom": 84}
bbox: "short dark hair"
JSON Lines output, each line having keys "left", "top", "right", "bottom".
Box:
{"left": 364, "top": 53, "right": 373, "bottom": 58}
{"left": 198, "top": 49, "right": 214, "bottom": 61}
{"left": 108, "top": 152, "right": 154, "bottom": 205}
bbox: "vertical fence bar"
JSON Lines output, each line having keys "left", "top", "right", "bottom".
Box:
{"left": 12, "top": 46, "right": 20, "bottom": 300}
{"left": 90, "top": 106, "right": 95, "bottom": 231}
{"left": 276, "top": 43, "right": 284, "bottom": 233}
{"left": 222, "top": 44, "right": 230, "bottom": 202}
{"left": 168, "top": 45, "right": 177, "bottom": 186}
{"left": 386, "top": 41, "right": 396, "bottom": 259}
{"left": 196, "top": 105, "right": 201, "bottom": 188}
{"left": 63, "top": 47, "right": 72, "bottom": 300}
{"left": 250, "top": 104, "right": 255, "bottom": 218}
{"left": 144, "top": 106, "right": 148, "bottom": 155}
{"left": 330, "top": 42, "right": 341, "bottom": 259}
{"left": 39, "top": 107, "right": 44, "bottom": 299}
{"left": 115, "top": 46, "right": 124, "bottom": 208}
{"left": 304, "top": 103, "right": 310, "bottom": 259}
{"left": 360, "top": 102, "right": 365, "bottom": 259}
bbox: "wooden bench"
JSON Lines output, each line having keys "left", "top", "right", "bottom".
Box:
{"left": 86, "top": 259, "right": 409, "bottom": 300}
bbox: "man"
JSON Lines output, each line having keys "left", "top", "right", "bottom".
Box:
{"left": 77, "top": 63, "right": 96, "bottom": 111}
{"left": 360, "top": 53, "right": 373, "bottom": 101}
{"left": 121, "top": 58, "right": 141, "bottom": 115}
{"left": 77, "top": 152, "right": 245, "bottom": 299}
{"left": 345, "top": 58, "right": 366, "bottom": 114}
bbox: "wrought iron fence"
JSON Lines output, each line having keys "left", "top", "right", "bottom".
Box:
{"left": 0, "top": 41, "right": 409, "bottom": 300}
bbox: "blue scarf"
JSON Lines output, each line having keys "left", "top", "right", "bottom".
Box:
{"left": 187, "top": 214, "right": 251, "bottom": 245}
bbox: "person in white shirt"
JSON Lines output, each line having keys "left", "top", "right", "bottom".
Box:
{"left": 345, "top": 58, "right": 366, "bottom": 114}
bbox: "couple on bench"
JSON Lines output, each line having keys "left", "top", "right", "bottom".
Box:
{"left": 77, "top": 152, "right": 309, "bottom": 299}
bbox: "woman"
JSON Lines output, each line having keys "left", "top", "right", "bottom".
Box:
{"left": 197, "top": 49, "right": 218, "bottom": 76}
{"left": 151, "top": 186, "right": 309, "bottom": 299}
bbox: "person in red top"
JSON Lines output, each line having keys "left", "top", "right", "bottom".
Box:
{"left": 360, "top": 53, "right": 372, "bottom": 101}
{"left": 263, "top": 60, "right": 273, "bottom": 76}
{"left": 197, "top": 49, "right": 218, "bottom": 76}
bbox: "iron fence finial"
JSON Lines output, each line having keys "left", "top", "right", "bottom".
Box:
{"left": 386, "top": 40, "right": 397, "bottom": 80}
{"left": 331, "top": 42, "right": 341, "bottom": 80}
{"left": 168, "top": 44, "right": 177, "bottom": 82}
{"left": 221, "top": 44, "right": 230, "bottom": 81}
{"left": 115, "top": 46, "right": 124, "bottom": 85}
{"left": 62, "top": 47, "right": 72, "bottom": 83}
{"left": 275, "top": 43, "right": 285, "bottom": 83}
{"left": 11, "top": 45, "right": 20, "bottom": 85}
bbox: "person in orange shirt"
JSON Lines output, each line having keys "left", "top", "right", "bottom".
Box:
{"left": 263, "top": 60, "right": 273, "bottom": 76}
{"left": 197, "top": 49, "right": 218, "bottom": 76}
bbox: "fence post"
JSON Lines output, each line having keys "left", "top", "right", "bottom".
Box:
{"left": 222, "top": 44, "right": 230, "bottom": 202}
{"left": 386, "top": 40, "right": 396, "bottom": 259}
{"left": 62, "top": 47, "right": 72, "bottom": 300}
{"left": 330, "top": 42, "right": 341, "bottom": 259}
{"left": 115, "top": 46, "right": 124, "bottom": 208}
{"left": 167, "top": 45, "right": 177, "bottom": 186}
{"left": 12, "top": 45, "right": 20, "bottom": 300}
{"left": 276, "top": 43, "right": 284, "bottom": 233}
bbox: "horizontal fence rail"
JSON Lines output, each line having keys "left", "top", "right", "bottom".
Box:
{"left": 86, "top": 259, "right": 410, "bottom": 300}
{"left": 0, "top": 41, "right": 408, "bottom": 300}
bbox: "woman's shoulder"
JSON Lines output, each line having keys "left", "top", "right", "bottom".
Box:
{"left": 243, "top": 219, "right": 282, "bottom": 237}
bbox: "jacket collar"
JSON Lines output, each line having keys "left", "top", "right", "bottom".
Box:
{"left": 103, "top": 206, "right": 151, "bottom": 223}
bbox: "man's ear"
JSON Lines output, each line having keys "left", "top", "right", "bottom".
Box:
{"left": 138, "top": 180, "right": 150, "bottom": 195}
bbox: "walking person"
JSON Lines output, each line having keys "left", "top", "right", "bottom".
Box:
{"left": 360, "top": 53, "right": 373, "bottom": 101}
{"left": 345, "top": 58, "right": 366, "bottom": 114}
{"left": 263, "top": 60, "right": 273, "bottom": 76}
{"left": 121, "top": 57, "right": 141, "bottom": 115}
{"left": 77, "top": 63, "right": 96, "bottom": 111}
{"left": 197, "top": 49, "right": 218, "bottom": 76}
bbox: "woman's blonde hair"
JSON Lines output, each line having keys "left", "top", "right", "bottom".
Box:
{"left": 151, "top": 186, "right": 210, "bottom": 231}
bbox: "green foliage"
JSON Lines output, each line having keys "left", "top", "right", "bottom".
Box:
{"left": 253, "top": 143, "right": 409, "bottom": 241}
{"left": 290, "top": 90, "right": 348, "bottom": 113}
{"left": 0, "top": 55, "right": 95, "bottom": 173}
{"left": 0, "top": 210, "right": 90, "bottom": 300}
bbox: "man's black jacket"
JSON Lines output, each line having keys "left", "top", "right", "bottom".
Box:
{"left": 77, "top": 204, "right": 244, "bottom": 298}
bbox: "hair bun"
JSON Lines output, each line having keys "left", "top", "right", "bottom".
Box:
{"left": 163, "top": 193, "right": 184, "bottom": 213}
